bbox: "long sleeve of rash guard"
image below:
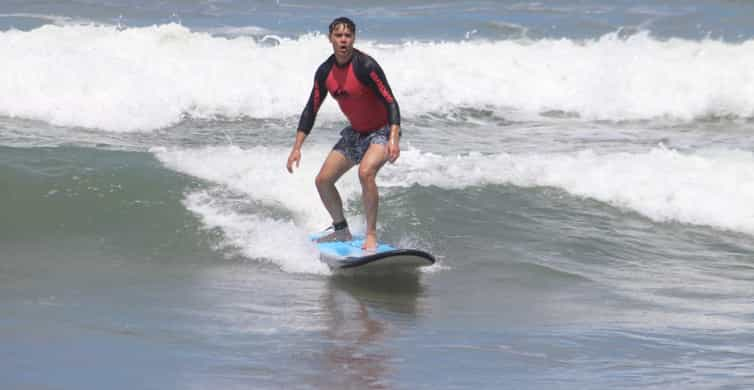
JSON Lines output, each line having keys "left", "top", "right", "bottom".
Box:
{"left": 297, "top": 59, "right": 333, "bottom": 134}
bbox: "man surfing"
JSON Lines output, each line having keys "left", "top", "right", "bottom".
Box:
{"left": 286, "top": 17, "right": 401, "bottom": 251}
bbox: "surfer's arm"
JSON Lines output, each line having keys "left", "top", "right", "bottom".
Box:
{"left": 388, "top": 123, "right": 400, "bottom": 163}
{"left": 290, "top": 81, "right": 318, "bottom": 172}
{"left": 360, "top": 56, "right": 400, "bottom": 127}
{"left": 290, "top": 62, "right": 331, "bottom": 173}
{"left": 358, "top": 55, "right": 401, "bottom": 162}
{"left": 291, "top": 70, "right": 321, "bottom": 173}
{"left": 286, "top": 131, "right": 307, "bottom": 173}
{"left": 354, "top": 54, "right": 401, "bottom": 162}
{"left": 297, "top": 62, "right": 330, "bottom": 135}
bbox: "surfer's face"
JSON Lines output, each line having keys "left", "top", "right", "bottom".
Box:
{"left": 329, "top": 24, "right": 354, "bottom": 59}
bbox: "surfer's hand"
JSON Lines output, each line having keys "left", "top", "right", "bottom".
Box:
{"left": 287, "top": 148, "right": 301, "bottom": 173}
{"left": 388, "top": 141, "right": 400, "bottom": 163}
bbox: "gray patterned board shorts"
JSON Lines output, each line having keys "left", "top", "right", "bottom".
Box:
{"left": 333, "top": 125, "right": 389, "bottom": 164}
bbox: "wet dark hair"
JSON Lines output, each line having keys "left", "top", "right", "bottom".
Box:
{"left": 329, "top": 17, "right": 356, "bottom": 34}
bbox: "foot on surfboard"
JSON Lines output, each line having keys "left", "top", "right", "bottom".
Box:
{"left": 314, "top": 225, "right": 352, "bottom": 243}
{"left": 362, "top": 233, "right": 378, "bottom": 252}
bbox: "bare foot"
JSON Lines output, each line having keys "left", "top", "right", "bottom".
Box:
{"left": 316, "top": 228, "right": 352, "bottom": 243}
{"left": 362, "top": 233, "right": 378, "bottom": 251}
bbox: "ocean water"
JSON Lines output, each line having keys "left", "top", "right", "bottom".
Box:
{"left": 2, "top": 1, "right": 754, "bottom": 389}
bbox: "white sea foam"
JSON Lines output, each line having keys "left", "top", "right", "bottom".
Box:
{"left": 156, "top": 144, "right": 754, "bottom": 269}
{"left": 183, "top": 190, "right": 329, "bottom": 275}
{"left": 386, "top": 146, "right": 754, "bottom": 236}
{"left": 154, "top": 144, "right": 363, "bottom": 273}
{"left": 2, "top": 24, "right": 754, "bottom": 131}
{"left": 154, "top": 144, "right": 363, "bottom": 228}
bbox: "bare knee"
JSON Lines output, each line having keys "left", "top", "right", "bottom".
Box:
{"left": 315, "top": 173, "right": 333, "bottom": 189}
{"left": 358, "top": 167, "right": 376, "bottom": 184}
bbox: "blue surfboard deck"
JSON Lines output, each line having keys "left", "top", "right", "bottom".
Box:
{"left": 311, "top": 234, "right": 435, "bottom": 272}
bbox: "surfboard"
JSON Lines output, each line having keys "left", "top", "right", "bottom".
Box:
{"left": 311, "top": 234, "right": 435, "bottom": 272}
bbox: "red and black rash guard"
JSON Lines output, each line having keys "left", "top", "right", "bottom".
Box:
{"left": 297, "top": 49, "right": 400, "bottom": 135}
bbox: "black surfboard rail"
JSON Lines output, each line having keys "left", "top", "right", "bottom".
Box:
{"left": 337, "top": 249, "right": 435, "bottom": 269}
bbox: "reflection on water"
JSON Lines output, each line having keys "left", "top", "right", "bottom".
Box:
{"left": 329, "top": 273, "right": 425, "bottom": 315}
{"left": 314, "top": 273, "right": 425, "bottom": 388}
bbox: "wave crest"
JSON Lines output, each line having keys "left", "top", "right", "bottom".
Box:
{"left": 2, "top": 24, "right": 754, "bottom": 131}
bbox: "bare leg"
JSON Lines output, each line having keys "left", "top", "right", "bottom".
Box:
{"left": 358, "top": 143, "right": 389, "bottom": 250}
{"left": 315, "top": 150, "right": 355, "bottom": 240}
